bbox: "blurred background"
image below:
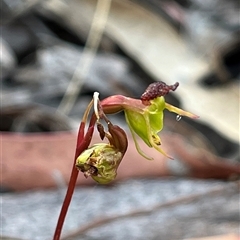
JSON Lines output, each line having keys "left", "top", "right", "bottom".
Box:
{"left": 1, "top": 0, "right": 239, "bottom": 239}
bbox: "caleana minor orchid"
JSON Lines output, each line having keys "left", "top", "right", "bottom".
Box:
{"left": 53, "top": 81, "right": 198, "bottom": 240}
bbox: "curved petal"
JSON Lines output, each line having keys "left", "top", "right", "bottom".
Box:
{"left": 144, "top": 111, "right": 173, "bottom": 159}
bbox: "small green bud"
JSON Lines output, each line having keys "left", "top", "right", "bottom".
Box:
{"left": 76, "top": 143, "right": 123, "bottom": 184}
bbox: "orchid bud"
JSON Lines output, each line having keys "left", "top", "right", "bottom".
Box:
{"left": 76, "top": 143, "right": 123, "bottom": 184}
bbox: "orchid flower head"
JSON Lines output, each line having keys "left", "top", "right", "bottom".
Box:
{"left": 101, "top": 81, "right": 199, "bottom": 160}
{"left": 76, "top": 81, "right": 198, "bottom": 184}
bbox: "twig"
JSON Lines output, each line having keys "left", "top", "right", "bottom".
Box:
{"left": 61, "top": 180, "right": 240, "bottom": 240}
{"left": 57, "top": 0, "right": 112, "bottom": 115}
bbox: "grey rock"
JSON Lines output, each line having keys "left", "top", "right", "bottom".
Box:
{"left": 1, "top": 88, "right": 32, "bottom": 108}
{"left": 185, "top": 0, "right": 240, "bottom": 55}
{"left": 2, "top": 179, "right": 239, "bottom": 240}
{"left": 0, "top": 104, "right": 72, "bottom": 132}
{"left": 1, "top": 20, "right": 39, "bottom": 60}
{"left": 32, "top": 43, "right": 143, "bottom": 98}
{"left": 0, "top": 38, "right": 17, "bottom": 80}
{"left": 8, "top": 41, "right": 148, "bottom": 115}
{"left": 189, "top": 0, "right": 240, "bottom": 30}
{"left": 1, "top": 0, "right": 43, "bottom": 23}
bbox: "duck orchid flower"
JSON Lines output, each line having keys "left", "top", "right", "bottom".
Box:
{"left": 101, "top": 81, "right": 198, "bottom": 160}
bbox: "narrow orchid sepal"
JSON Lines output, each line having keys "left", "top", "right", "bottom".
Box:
{"left": 165, "top": 103, "right": 199, "bottom": 119}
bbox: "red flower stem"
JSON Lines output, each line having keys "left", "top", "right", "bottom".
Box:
{"left": 53, "top": 114, "right": 96, "bottom": 240}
